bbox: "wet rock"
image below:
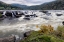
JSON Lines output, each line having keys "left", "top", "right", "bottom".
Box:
{"left": 62, "top": 21, "right": 64, "bottom": 25}
{"left": 14, "top": 15, "right": 22, "bottom": 18}
{"left": 25, "top": 15, "right": 30, "bottom": 17}
{"left": 13, "top": 12, "right": 24, "bottom": 18}
{"left": 33, "top": 14, "right": 38, "bottom": 17}
{"left": 30, "top": 14, "right": 38, "bottom": 17}
{"left": 0, "top": 11, "right": 4, "bottom": 18}
{"left": 0, "top": 15, "right": 4, "bottom": 18}
{"left": 40, "top": 11, "right": 48, "bottom": 13}
{"left": 5, "top": 11, "right": 12, "bottom": 17}
{"left": 21, "top": 13, "right": 25, "bottom": 15}
{"left": 23, "top": 31, "right": 31, "bottom": 37}
{"left": 0, "top": 11, "right": 3, "bottom": 14}
{"left": 23, "top": 18, "right": 30, "bottom": 20}
{"left": 4, "top": 11, "right": 23, "bottom": 18}
{"left": 15, "top": 13, "right": 23, "bottom": 18}
{"left": 46, "top": 13, "right": 51, "bottom": 16}
{"left": 30, "top": 15, "right": 34, "bottom": 17}
{"left": 0, "top": 36, "right": 16, "bottom": 42}
{"left": 0, "top": 15, "right": 5, "bottom": 20}
{"left": 56, "top": 14, "right": 62, "bottom": 16}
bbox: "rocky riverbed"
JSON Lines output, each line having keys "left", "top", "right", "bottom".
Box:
{"left": 0, "top": 10, "right": 64, "bottom": 42}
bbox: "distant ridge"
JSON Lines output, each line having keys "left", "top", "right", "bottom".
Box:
{"left": 27, "top": 1, "right": 64, "bottom": 10}
{"left": 1, "top": 0, "right": 64, "bottom": 10}
{"left": 11, "top": 3, "right": 28, "bottom": 9}
{"left": 0, "top": 1, "right": 22, "bottom": 10}
{"left": 11, "top": 0, "right": 64, "bottom": 10}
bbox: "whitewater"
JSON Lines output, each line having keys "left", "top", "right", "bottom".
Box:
{"left": 0, "top": 10, "right": 64, "bottom": 39}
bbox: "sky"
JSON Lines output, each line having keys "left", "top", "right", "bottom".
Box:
{"left": 0, "top": 0, "right": 55, "bottom": 6}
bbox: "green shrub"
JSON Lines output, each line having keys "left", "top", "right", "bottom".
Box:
{"left": 56, "top": 25, "right": 64, "bottom": 39}
{"left": 20, "top": 25, "right": 64, "bottom": 42}
{"left": 20, "top": 31, "right": 64, "bottom": 42}
{"left": 57, "top": 25, "right": 64, "bottom": 33}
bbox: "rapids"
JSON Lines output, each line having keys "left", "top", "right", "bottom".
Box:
{"left": 0, "top": 10, "right": 64, "bottom": 40}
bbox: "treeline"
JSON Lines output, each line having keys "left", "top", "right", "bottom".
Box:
{"left": 27, "top": 0, "right": 64, "bottom": 10}
{"left": 0, "top": 1, "right": 22, "bottom": 10}
{"left": 41, "top": 1, "right": 64, "bottom": 10}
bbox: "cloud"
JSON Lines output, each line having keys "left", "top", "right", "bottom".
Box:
{"left": 0, "top": 0, "right": 55, "bottom": 6}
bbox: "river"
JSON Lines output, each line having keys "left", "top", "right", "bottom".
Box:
{"left": 0, "top": 10, "right": 64, "bottom": 40}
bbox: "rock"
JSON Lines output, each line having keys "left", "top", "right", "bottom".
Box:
{"left": 4, "top": 11, "right": 23, "bottom": 18}
{"left": 0, "top": 15, "right": 5, "bottom": 20}
{"left": 0, "top": 11, "right": 3, "bottom": 14}
{"left": 29, "top": 14, "right": 38, "bottom": 17}
{"left": 56, "top": 14, "right": 62, "bottom": 16}
{"left": 14, "top": 15, "right": 22, "bottom": 18}
{"left": 40, "top": 11, "right": 48, "bottom": 13}
{"left": 5, "top": 11, "right": 12, "bottom": 17}
{"left": 23, "top": 18, "right": 30, "bottom": 20}
{"left": 25, "top": 15, "right": 30, "bottom": 17}
{"left": 33, "top": 14, "right": 38, "bottom": 17}
{"left": 30, "top": 15, "right": 34, "bottom": 17}
{"left": 21, "top": 13, "right": 25, "bottom": 15}
{"left": 13, "top": 12, "right": 24, "bottom": 18}
{"left": 62, "top": 21, "right": 64, "bottom": 25}
{"left": 23, "top": 31, "right": 31, "bottom": 37}
{"left": 0, "top": 11, "right": 5, "bottom": 20}
{"left": 0, "top": 36, "right": 16, "bottom": 42}
{"left": 46, "top": 13, "right": 51, "bottom": 16}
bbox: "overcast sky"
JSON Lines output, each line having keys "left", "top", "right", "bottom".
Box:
{"left": 0, "top": 0, "right": 55, "bottom": 6}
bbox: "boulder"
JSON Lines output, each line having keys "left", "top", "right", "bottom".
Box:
{"left": 25, "top": 15, "right": 30, "bottom": 17}
{"left": 23, "top": 18, "right": 30, "bottom": 20}
{"left": 5, "top": 11, "right": 12, "bottom": 17}
{"left": 0, "top": 11, "right": 4, "bottom": 18}
{"left": 20, "top": 13, "right": 25, "bottom": 15}
{"left": 0, "top": 11, "right": 3, "bottom": 14}
{"left": 33, "top": 14, "right": 38, "bottom": 17}
{"left": 13, "top": 11, "right": 24, "bottom": 18}
{"left": 0, "top": 36, "right": 16, "bottom": 42}
{"left": 30, "top": 15, "right": 34, "bottom": 17}
{"left": 40, "top": 11, "right": 48, "bottom": 13}
{"left": 62, "top": 21, "right": 64, "bottom": 25}
{"left": 23, "top": 31, "right": 31, "bottom": 37}
{"left": 0, "top": 16, "right": 5, "bottom": 20}
{"left": 56, "top": 14, "right": 62, "bottom": 16}
{"left": 45, "top": 13, "right": 51, "bottom": 16}
{"left": 29, "top": 14, "right": 38, "bottom": 17}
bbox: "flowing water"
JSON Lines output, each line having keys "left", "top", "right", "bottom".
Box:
{"left": 0, "top": 10, "right": 64, "bottom": 40}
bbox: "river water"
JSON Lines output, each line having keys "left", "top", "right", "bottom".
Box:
{"left": 0, "top": 10, "right": 64, "bottom": 40}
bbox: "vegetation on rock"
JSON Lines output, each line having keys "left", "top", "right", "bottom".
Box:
{"left": 20, "top": 25, "right": 64, "bottom": 42}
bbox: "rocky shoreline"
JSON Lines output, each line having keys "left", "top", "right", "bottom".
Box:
{"left": 0, "top": 31, "right": 32, "bottom": 42}
{"left": 0, "top": 11, "right": 38, "bottom": 21}
{"left": 0, "top": 36, "right": 16, "bottom": 42}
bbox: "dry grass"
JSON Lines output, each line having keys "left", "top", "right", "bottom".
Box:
{"left": 39, "top": 24, "right": 54, "bottom": 34}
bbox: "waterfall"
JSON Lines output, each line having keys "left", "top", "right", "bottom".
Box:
{"left": 12, "top": 12, "right": 15, "bottom": 18}
{"left": 2, "top": 11, "right": 7, "bottom": 17}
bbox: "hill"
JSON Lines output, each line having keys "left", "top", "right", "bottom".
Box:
{"left": 2, "top": 0, "right": 64, "bottom": 10}
{"left": 11, "top": 3, "right": 28, "bottom": 9}
{"left": 11, "top": 0, "right": 64, "bottom": 10}
{"left": 28, "top": 1, "right": 64, "bottom": 10}
{"left": 0, "top": 1, "right": 22, "bottom": 10}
